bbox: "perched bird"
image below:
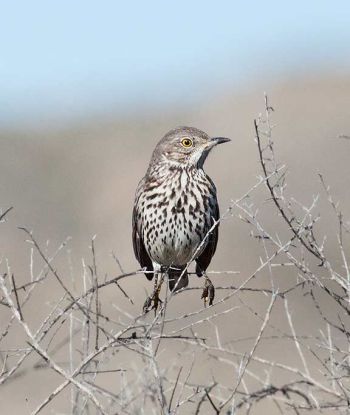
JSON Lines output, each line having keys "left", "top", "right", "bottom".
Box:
{"left": 132, "top": 126, "right": 230, "bottom": 310}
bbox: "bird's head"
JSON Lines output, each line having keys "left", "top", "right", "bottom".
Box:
{"left": 150, "top": 126, "right": 230, "bottom": 169}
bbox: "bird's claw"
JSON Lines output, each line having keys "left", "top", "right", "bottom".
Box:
{"left": 143, "top": 278, "right": 164, "bottom": 314}
{"left": 143, "top": 294, "right": 163, "bottom": 314}
{"left": 142, "top": 296, "right": 153, "bottom": 314}
{"left": 201, "top": 277, "right": 215, "bottom": 307}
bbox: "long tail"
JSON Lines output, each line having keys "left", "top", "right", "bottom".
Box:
{"left": 168, "top": 268, "right": 188, "bottom": 292}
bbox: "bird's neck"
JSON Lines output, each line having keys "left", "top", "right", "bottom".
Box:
{"left": 147, "top": 157, "right": 202, "bottom": 181}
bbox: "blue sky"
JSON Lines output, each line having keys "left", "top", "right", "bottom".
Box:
{"left": 1, "top": 1, "right": 350, "bottom": 125}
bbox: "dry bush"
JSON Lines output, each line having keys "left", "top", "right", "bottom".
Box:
{"left": 1, "top": 99, "right": 349, "bottom": 414}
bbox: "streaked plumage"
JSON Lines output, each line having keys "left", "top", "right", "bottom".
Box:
{"left": 132, "top": 126, "right": 229, "bottom": 293}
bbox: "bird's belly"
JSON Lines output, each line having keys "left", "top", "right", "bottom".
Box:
{"left": 150, "top": 227, "right": 203, "bottom": 266}
{"left": 140, "top": 171, "right": 214, "bottom": 267}
{"left": 156, "top": 229, "right": 201, "bottom": 265}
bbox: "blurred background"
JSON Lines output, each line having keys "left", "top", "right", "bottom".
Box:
{"left": 2, "top": 1, "right": 350, "bottom": 127}
{"left": 1, "top": 1, "right": 350, "bottom": 413}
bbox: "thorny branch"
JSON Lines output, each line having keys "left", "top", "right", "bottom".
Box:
{"left": 0, "top": 98, "right": 349, "bottom": 414}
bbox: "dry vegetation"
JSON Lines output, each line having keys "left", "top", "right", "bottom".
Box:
{"left": 1, "top": 97, "right": 349, "bottom": 414}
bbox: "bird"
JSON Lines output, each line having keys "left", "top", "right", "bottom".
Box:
{"left": 132, "top": 126, "right": 230, "bottom": 311}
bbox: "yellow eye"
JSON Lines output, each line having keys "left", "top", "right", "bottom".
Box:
{"left": 181, "top": 138, "right": 193, "bottom": 148}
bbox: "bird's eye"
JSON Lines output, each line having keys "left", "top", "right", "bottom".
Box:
{"left": 181, "top": 138, "right": 193, "bottom": 148}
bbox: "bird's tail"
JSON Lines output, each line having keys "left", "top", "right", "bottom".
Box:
{"left": 168, "top": 267, "right": 188, "bottom": 292}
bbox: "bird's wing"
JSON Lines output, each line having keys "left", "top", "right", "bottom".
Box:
{"left": 195, "top": 187, "right": 220, "bottom": 277}
{"left": 132, "top": 179, "right": 154, "bottom": 280}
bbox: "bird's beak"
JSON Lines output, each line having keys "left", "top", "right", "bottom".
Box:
{"left": 211, "top": 137, "right": 231, "bottom": 145}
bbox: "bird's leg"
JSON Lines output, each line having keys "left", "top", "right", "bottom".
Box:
{"left": 201, "top": 273, "right": 215, "bottom": 307}
{"left": 153, "top": 272, "right": 159, "bottom": 295}
{"left": 143, "top": 272, "right": 158, "bottom": 314}
{"left": 143, "top": 272, "right": 164, "bottom": 314}
{"left": 152, "top": 273, "right": 164, "bottom": 314}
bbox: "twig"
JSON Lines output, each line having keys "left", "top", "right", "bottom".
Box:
{"left": 0, "top": 206, "right": 13, "bottom": 222}
{"left": 10, "top": 274, "right": 23, "bottom": 321}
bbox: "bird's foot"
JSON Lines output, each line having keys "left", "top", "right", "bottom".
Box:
{"left": 201, "top": 276, "right": 215, "bottom": 307}
{"left": 143, "top": 276, "right": 164, "bottom": 314}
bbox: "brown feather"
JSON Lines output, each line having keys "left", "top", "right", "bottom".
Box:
{"left": 132, "top": 180, "right": 154, "bottom": 280}
{"left": 195, "top": 195, "right": 219, "bottom": 277}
